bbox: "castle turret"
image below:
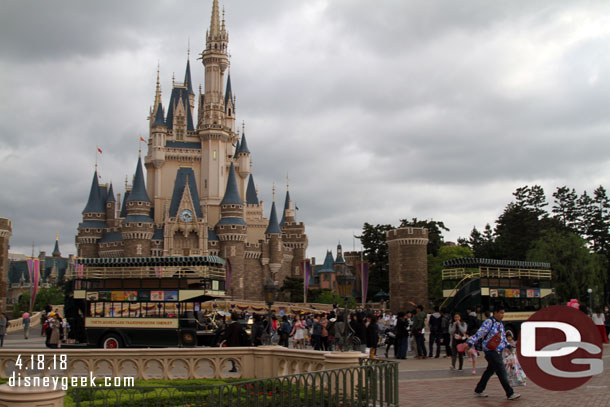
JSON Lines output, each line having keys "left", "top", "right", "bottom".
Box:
{"left": 224, "top": 73, "right": 235, "bottom": 131}
{"left": 77, "top": 170, "right": 106, "bottom": 257}
{"left": 237, "top": 130, "right": 250, "bottom": 180}
{"left": 105, "top": 183, "right": 117, "bottom": 228}
{"left": 279, "top": 188, "right": 308, "bottom": 277}
{"left": 184, "top": 59, "right": 195, "bottom": 113}
{"left": 216, "top": 163, "right": 247, "bottom": 298}
{"left": 265, "top": 200, "right": 282, "bottom": 276}
{"left": 121, "top": 156, "right": 154, "bottom": 257}
{"left": 387, "top": 227, "right": 429, "bottom": 312}
{"left": 52, "top": 233, "right": 61, "bottom": 258}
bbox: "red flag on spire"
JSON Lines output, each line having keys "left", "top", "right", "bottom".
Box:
{"left": 97, "top": 147, "right": 103, "bottom": 154}
{"left": 139, "top": 137, "right": 146, "bottom": 142}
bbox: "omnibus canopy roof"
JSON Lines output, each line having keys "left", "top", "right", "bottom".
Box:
{"left": 442, "top": 257, "right": 550, "bottom": 270}
{"left": 77, "top": 256, "right": 226, "bottom": 268}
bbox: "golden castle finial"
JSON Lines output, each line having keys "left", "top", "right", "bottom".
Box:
{"left": 286, "top": 173, "right": 290, "bottom": 191}
{"left": 272, "top": 182, "right": 276, "bottom": 202}
{"left": 56, "top": 232, "right": 59, "bottom": 241}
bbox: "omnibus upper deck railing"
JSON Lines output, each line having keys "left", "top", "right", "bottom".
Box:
{"left": 442, "top": 267, "right": 552, "bottom": 280}
{"left": 77, "top": 265, "right": 226, "bottom": 280}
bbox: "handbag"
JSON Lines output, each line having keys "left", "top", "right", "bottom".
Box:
{"left": 485, "top": 318, "right": 502, "bottom": 351}
{"left": 456, "top": 342, "right": 468, "bottom": 354}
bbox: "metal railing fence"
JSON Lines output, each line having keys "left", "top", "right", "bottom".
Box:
{"left": 70, "top": 358, "right": 399, "bottom": 407}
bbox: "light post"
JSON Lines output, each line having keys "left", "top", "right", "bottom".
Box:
{"left": 336, "top": 268, "right": 356, "bottom": 351}
{"left": 263, "top": 277, "right": 277, "bottom": 345}
{"left": 587, "top": 288, "right": 593, "bottom": 314}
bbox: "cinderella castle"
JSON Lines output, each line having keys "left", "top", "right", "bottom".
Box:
{"left": 75, "top": 0, "right": 308, "bottom": 301}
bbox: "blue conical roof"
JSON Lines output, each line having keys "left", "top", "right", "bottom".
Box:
{"left": 238, "top": 132, "right": 250, "bottom": 154}
{"left": 83, "top": 171, "right": 105, "bottom": 213}
{"left": 224, "top": 74, "right": 233, "bottom": 110}
{"left": 106, "top": 183, "right": 116, "bottom": 203}
{"left": 280, "top": 190, "right": 291, "bottom": 226}
{"left": 52, "top": 238, "right": 61, "bottom": 257}
{"left": 265, "top": 201, "right": 282, "bottom": 235}
{"left": 184, "top": 60, "right": 194, "bottom": 95}
{"left": 126, "top": 156, "right": 150, "bottom": 202}
{"left": 246, "top": 174, "right": 259, "bottom": 205}
{"left": 318, "top": 251, "right": 335, "bottom": 273}
{"left": 220, "top": 163, "right": 243, "bottom": 205}
{"left": 153, "top": 102, "right": 165, "bottom": 126}
{"left": 234, "top": 139, "right": 240, "bottom": 156}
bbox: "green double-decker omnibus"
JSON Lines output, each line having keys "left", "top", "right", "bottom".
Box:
{"left": 441, "top": 258, "right": 554, "bottom": 335}
{"left": 69, "top": 256, "right": 226, "bottom": 348}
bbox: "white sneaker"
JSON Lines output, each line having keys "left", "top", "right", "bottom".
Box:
{"left": 507, "top": 393, "right": 521, "bottom": 400}
{"left": 475, "top": 392, "right": 488, "bottom": 398}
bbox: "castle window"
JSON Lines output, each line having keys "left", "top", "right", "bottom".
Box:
{"left": 204, "top": 179, "right": 208, "bottom": 189}
{"left": 228, "top": 108, "right": 231, "bottom": 116}
{"left": 138, "top": 223, "right": 142, "bottom": 227}
{"left": 86, "top": 229, "right": 90, "bottom": 233}
{"left": 231, "top": 225, "right": 236, "bottom": 229}
{"left": 213, "top": 150, "right": 217, "bottom": 160}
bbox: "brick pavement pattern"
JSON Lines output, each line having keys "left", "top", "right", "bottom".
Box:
{"left": 399, "top": 368, "right": 610, "bottom": 407}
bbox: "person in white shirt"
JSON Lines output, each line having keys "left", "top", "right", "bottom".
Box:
{"left": 592, "top": 307, "right": 608, "bottom": 344}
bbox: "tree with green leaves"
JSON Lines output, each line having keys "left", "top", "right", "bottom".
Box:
{"left": 315, "top": 290, "right": 357, "bottom": 308}
{"left": 527, "top": 229, "right": 607, "bottom": 304}
{"left": 357, "top": 223, "right": 393, "bottom": 300}
{"left": 279, "top": 277, "right": 304, "bottom": 302}
{"left": 552, "top": 186, "right": 579, "bottom": 231}
{"left": 427, "top": 245, "right": 474, "bottom": 305}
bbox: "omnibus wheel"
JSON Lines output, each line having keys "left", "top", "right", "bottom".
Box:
{"left": 102, "top": 334, "right": 123, "bottom": 349}
{"left": 181, "top": 330, "right": 197, "bottom": 347}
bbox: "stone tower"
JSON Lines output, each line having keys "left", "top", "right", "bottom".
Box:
{"left": 280, "top": 189, "right": 308, "bottom": 277}
{"left": 121, "top": 156, "right": 154, "bottom": 257}
{"left": 216, "top": 163, "right": 247, "bottom": 298}
{"left": 386, "top": 227, "right": 429, "bottom": 313}
{"left": 0, "top": 218, "right": 11, "bottom": 312}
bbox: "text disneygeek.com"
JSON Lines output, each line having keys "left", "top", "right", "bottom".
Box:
{"left": 8, "top": 372, "right": 135, "bottom": 391}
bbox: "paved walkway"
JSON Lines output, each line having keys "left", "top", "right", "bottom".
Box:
{"left": 395, "top": 345, "right": 610, "bottom": 407}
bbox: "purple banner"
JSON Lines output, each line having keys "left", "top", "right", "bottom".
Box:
{"left": 360, "top": 261, "right": 369, "bottom": 307}
{"left": 303, "top": 260, "right": 311, "bottom": 292}
{"left": 225, "top": 258, "right": 232, "bottom": 292}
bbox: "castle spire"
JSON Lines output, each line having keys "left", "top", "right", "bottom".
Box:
{"left": 126, "top": 156, "right": 150, "bottom": 203}
{"left": 83, "top": 170, "right": 105, "bottom": 214}
{"left": 246, "top": 174, "right": 259, "bottom": 205}
{"left": 184, "top": 58, "right": 194, "bottom": 95}
{"left": 238, "top": 130, "right": 250, "bottom": 154}
{"left": 209, "top": 0, "right": 221, "bottom": 37}
{"left": 280, "top": 189, "right": 291, "bottom": 226}
{"left": 265, "top": 201, "right": 282, "bottom": 235}
{"left": 154, "top": 63, "right": 162, "bottom": 109}
{"left": 107, "top": 183, "right": 116, "bottom": 202}
{"left": 52, "top": 233, "right": 61, "bottom": 257}
{"left": 220, "top": 162, "right": 243, "bottom": 205}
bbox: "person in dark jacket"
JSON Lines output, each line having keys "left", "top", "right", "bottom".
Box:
{"left": 278, "top": 315, "right": 291, "bottom": 347}
{"left": 222, "top": 312, "right": 248, "bottom": 373}
{"left": 428, "top": 306, "right": 442, "bottom": 358}
{"left": 411, "top": 305, "right": 427, "bottom": 359}
{"left": 350, "top": 312, "right": 367, "bottom": 352}
{"left": 394, "top": 312, "right": 409, "bottom": 359}
{"left": 250, "top": 314, "right": 265, "bottom": 346}
{"left": 366, "top": 315, "right": 380, "bottom": 358}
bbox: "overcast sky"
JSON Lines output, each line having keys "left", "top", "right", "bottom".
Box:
{"left": 2, "top": 0, "right": 610, "bottom": 262}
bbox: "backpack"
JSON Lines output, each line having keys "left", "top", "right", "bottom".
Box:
{"left": 466, "top": 315, "right": 480, "bottom": 336}
{"left": 327, "top": 320, "right": 336, "bottom": 337}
